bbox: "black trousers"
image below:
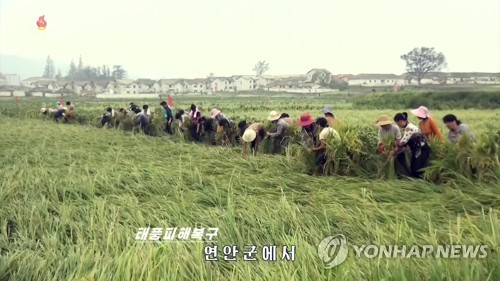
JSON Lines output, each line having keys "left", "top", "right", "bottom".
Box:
{"left": 410, "top": 145, "right": 431, "bottom": 178}
{"left": 165, "top": 121, "right": 173, "bottom": 135}
{"left": 315, "top": 150, "right": 327, "bottom": 170}
{"left": 396, "top": 152, "right": 410, "bottom": 175}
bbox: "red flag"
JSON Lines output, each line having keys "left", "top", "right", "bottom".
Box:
{"left": 59, "top": 96, "right": 64, "bottom": 105}
{"left": 15, "top": 96, "right": 19, "bottom": 104}
{"left": 167, "top": 95, "right": 173, "bottom": 107}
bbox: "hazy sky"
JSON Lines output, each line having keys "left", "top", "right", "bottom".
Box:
{"left": 1, "top": 0, "right": 499, "bottom": 79}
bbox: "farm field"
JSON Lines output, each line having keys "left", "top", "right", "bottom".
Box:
{"left": 0, "top": 93, "right": 499, "bottom": 280}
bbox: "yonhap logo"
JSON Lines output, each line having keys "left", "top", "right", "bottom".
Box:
{"left": 317, "top": 234, "right": 349, "bottom": 268}
{"left": 318, "top": 234, "right": 490, "bottom": 269}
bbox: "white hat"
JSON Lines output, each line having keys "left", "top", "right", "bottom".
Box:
{"left": 41, "top": 108, "right": 46, "bottom": 113}
{"left": 241, "top": 129, "right": 257, "bottom": 142}
{"left": 267, "top": 110, "right": 280, "bottom": 121}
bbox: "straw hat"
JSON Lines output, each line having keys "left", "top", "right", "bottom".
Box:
{"left": 241, "top": 129, "right": 257, "bottom": 143}
{"left": 376, "top": 115, "right": 392, "bottom": 127}
{"left": 210, "top": 108, "right": 221, "bottom": 118}
{"left": 298, "top": 113, "right": 314, "bottom": 127}
{"left": 267, "top": 110, "right": 281, "bottom": 121}
{"left": 411, "top": 106, "right": 429, "bottom": 118}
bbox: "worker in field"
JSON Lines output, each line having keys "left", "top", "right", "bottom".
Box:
{"left": 323, "top": 105, "right": 339, "bottom": 129}
{"left": 160, "top": 101, "right": 174, "bottom": 135}
{"left": 100, "top": 107, "right": 114, "bottom": 127}
{"left": 442, "top": 114, "right": 476, "bottom": 143}
{"left": 240, "top": 122, "right": 266, "bottom": 156}
{"left": 376, "top": 115, "right": 409, "bottom": 175}
{"left": 410, "top": 106, "right": 444, "bottom": 141}
{"left": 376, "top": 115, "right": 402, "bottom": 154}
{"left": 53, "top": 105, "right": 67, "bottom": 122}
{"left": 189, "top": 104, "right": 200, "bottom": 120}
{"left": 128, "top": 103, "right": 138, "bottom": 117}
{"left": 280, "top": 113, "right": 294, "bottom": 125}
{"left": 309, "top": 117, "right": 340, "bottom": 173}
{"left": 175, "top": 112, "right": 188, "bottom": 133}
{"left": 218, "top": 118, "right": 235, "bottom": 146}
{"left": 134, "top": 108, "right": 150, "bottom": 134}
{"left": 266, "top": 110, "right": 289, "bottom": 153}
{"left": 142, "top": 105, "right": 151, "bottom": 118}
{"left": 210, "top": 108, "right": 227, "bottom": 121}
{"left": 298, "top": 113, "right": 317, "bottom": 148}
{"left": 389, "top": 112, "right": 431, "bottom": 178}
{"left": 64, "top": 101, "right": 76, "bottom": 123}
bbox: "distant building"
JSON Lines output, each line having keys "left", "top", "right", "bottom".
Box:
{"left": 347, "top": 74, "right": 405, "bottom": 87}
{"left": 0, "top": 74, "right": 21, "bottom": 86}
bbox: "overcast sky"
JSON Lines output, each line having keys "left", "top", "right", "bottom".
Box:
{"left": 1, "top": 0, "right": 499, "bottom": 79}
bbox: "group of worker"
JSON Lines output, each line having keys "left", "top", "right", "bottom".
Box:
{"left": 41, "top": 101, "right": 76, "bottom": 122}
{"left": 41, "top": 101, "right": 476, "bottom": 178}
{"left": 375, "top": 106, "right": 475, "bottom": 178}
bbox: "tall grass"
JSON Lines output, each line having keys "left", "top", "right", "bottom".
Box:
{"left": 0, "top": 117, "right": 499, "bottom": 280}
{"left": 1, "top": 102, "right": 499, "bottom": 185}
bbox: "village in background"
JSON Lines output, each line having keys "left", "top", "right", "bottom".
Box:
{"left": 1, "top": 56, "right": 500, "bottom": 98}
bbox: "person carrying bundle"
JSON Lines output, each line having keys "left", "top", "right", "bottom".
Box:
{"left": 309, "top": 117, "right": 340, "bottom": 173}
{"left": 389, "top": 112, "right": 431, "bottom": 179}
{"left": 266, "top": 110, "right": 290, "bottom": 153}
{"left": 376, "top": 114, "right": 409, "bottom": 175}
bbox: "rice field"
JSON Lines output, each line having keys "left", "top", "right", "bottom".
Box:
{"left": 0, "top": 94, "right": 499, "bottom": 281}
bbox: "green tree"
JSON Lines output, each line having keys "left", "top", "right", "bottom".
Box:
{"left": 253, "top": 60, "right": 269, "bottom": 76}
{"left": 42, "top": 55, "right": 55, "bottom": 78}
{"left": 401, "top": 47, "right": 447, "bottom": 85}
{"left": 67, "top": 59, "right": 78, "bottom": 80}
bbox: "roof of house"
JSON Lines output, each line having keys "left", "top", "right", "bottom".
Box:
{"left": 116, "top": 79, "right": 135, "bottom": 85}
{"left": 351, "top": 74, "right": 402, "bottom": 79}
{"left": 136, "top": 79, "right": 157, "bottom": 86}
{"left": 159, "top": 79, "right": 184, "bottom": 85}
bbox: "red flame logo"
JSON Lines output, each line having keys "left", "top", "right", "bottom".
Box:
{"left": 37, "top": 15, "right": 47, "bottom": 30}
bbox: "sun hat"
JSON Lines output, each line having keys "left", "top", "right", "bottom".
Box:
{"left": 376, "top": 115, "right": 392, "bottom": 127}
{"left": 241, "top": 128, "right": 257, "bottom": 143}
{"left": 267, "top": 110, "right": 281, "bottom": 121}
{"left": 211, "top": 108, "right": 221, "bottom": 118}
{"left": 411, "top": 106, "right": 429, "bottom": 118}
{"left": 41, "top": 108, "right": 46, "bottom": 113}
{"left": 298, "top": 113, "right": 314, "bottom": 127}
{"left": 323, "top": 105, "right": 334, "bottom": 115}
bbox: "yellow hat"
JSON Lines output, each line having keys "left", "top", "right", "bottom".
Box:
{"left": 376, "top": 115, "right": 392, "bottom": 127}
{"left": 241, "top": 129, "right": 257, "bottom": 142}
{"left": 267, "top": 110, "right": 281, "bottom": 121}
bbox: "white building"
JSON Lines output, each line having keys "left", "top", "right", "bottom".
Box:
{"left": 347, "top": 74, "right": 405, "bottom": 86}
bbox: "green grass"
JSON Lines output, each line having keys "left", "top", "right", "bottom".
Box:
{"left": 0, "top": 94, "right": 499, "bottom": 280}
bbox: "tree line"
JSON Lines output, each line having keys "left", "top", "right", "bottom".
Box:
{"left": 42, "top": 56, "right": 127, "bottom": 81}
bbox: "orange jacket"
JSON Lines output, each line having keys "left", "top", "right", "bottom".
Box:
{"left": 419, "top": 117, "right": 444, "bottom": 141}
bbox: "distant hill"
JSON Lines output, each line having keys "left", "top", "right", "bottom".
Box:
{"left": 0, "top": 54, "right": 69, "bottom": 80}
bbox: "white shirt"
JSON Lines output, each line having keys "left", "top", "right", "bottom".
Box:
{"left": 319, "top": 127, "right": 340, "bottom": 141}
